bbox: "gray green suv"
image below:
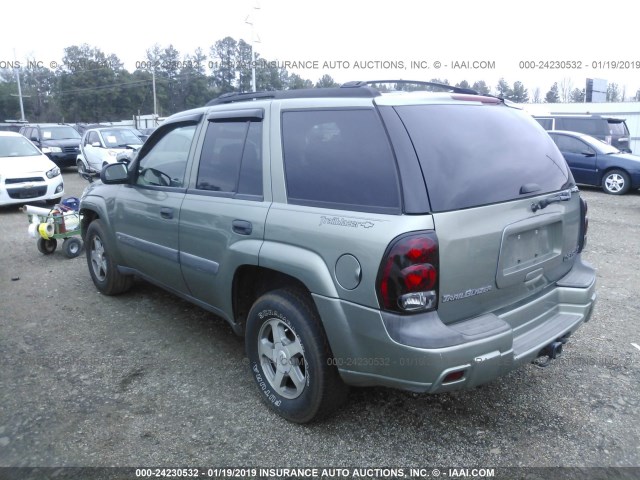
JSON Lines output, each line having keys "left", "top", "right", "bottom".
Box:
{"left": 79, "top": 81, "right": 596, "bottom": 423}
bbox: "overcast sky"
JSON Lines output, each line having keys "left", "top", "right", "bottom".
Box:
{"left": 3, "top": 0, "right": 640, "bottom": 99}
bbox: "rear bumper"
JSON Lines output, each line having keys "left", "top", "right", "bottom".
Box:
{"left": 315, "top": 256, "right": 596, "bottom": 393}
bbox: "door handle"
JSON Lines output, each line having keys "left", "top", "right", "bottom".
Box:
{"left": 160, "top": 207, "right": 174, "bottom": 219}
{"left": 232, "top": 220, "right": 252, "bottom": 235}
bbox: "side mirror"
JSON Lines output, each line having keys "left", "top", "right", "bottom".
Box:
{"left": 581, "top": 150, "right": 595, "bottom": 157}
{"left": 100, "top": 162, "right": 129, "bottom": 184}
{"left": 91, "top": 142, "right": 102, "bottom": 147}
{"left": 30, "top": 136, "right": 38, "bottom": 142}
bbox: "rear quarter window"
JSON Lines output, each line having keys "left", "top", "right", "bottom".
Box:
{"left": 395, "top": 104, "right": 572, "bottom": 212}
{"left": 282, "top": 109, "right": 401, "bottom": 214}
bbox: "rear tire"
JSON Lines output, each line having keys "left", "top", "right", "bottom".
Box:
{"left": 37, "top": 237, "right": 57, "bottom": 255}
{"left": 602, "top": 169, "right": 630, "bottom": 195}
{"left": 245, "top": 288, "right": 347, "bottom": 423}
{"left": 85, "top": 219, "right": 133, "bottom": 295}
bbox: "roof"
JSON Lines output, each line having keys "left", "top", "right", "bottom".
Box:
{"left": 205, "top": 80, "right": 484, "bottom": 106}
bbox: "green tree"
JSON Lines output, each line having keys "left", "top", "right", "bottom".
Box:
{"left": 455, "top": 80, "right": 471, "bottom": 90}
{"left": 509, "top": 81, "right": 529, "bottom": 103}
{"left": 56, "top": 44, "right": 125, "bottom": 121}
{"left": 0, "top": 72, "right": 20, "bottom": 120}
{"left": 472, "top": 80, "right": 490, "bottom": 95}
{"left": 210, "top": 37, "right": 238, "bottom": 94}
{"left": 315, "top": 74, "right": 339, "bottom": 88}
{"left": 545, "top": 83, "right": 560, "bottom": 103}
{"left": 606, "top": 83, "right": 619, "bottom": 102}
{"left": 496, "top": 77, "right": 512, "bottom": 98}
{"left": 569, "top": 88, "right": 585, "bottom": 103}
{"left": 287, "top": 74, "right": 313, "bottom": 89}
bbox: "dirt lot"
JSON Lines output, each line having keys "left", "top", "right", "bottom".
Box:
{"left": 1, "top": 170, "right": 639, "bottom": 469}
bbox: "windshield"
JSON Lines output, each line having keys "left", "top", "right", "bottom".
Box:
{"left": 0, "top": 135, "right": 42, "bottom": 158}
{"left": 395, "top": 104, "right": 572, "bottom": 212}
{"left": 101, "top": 129, "right": 142, "bottom": 147}
{"left": 42, "top": 126, "right": 81, "bottom": 140}
{"left": 581, "top": 134, "right": 620, "bottom": 154}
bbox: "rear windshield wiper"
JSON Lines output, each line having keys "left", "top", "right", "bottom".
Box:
{"left": 531, "top": 191, "right": 571, "bottom": 212}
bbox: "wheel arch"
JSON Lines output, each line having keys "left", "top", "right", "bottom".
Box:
{"left": 232, "top": 265, "right": 319, "bottom": 335}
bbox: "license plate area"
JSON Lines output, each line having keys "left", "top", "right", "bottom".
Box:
{"left": 496, "top": 214, "right": 563, "bottom": 289}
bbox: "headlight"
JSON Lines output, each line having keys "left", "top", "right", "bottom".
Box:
{"left": 42, "top": 146, "right": 62, "bottom": 153}
{"left": 46, "top": 166, "right": 61, "bottom": 179}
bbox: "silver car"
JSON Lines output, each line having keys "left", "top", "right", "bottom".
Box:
{"left": 79, "top": 81, "right": 596, "bottom": 423}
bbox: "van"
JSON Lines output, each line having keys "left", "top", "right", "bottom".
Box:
{"left": 534, "top": 114, "right": 631, "bottom": 153}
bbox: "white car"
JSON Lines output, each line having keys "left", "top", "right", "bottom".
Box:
{"left": 76, "top": 127, "right": 142, "bottom": 174}
{"left": 0, "top": 131, "right": 64, "bottom": 207}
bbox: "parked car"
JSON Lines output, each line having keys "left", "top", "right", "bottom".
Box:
{"left": 137, "top": 127, "right": 156, "bottom": 142}
{"left": 80, "top": 81, "right": 595, "bottom": 422}
{"left": 0, "top": 131, "right": 64, "bottom": 206}
{"left": 18, "top": 124, "right": 81, "bottom": 168}
{"left": 76, "top": 127, "right": 143, "bottom": 174}
{"left": 548, "top": 130, "right": 640, "bottom": 194}
{"left": 0, "top": 121, "right": 28, "bottom": 133}
{"left": 534, "top": 114, "right": 632, "bottom": 153}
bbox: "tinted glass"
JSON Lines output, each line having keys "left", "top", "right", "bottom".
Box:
{"left": 535, "top": 118, "right": 553, "bottom": 130}
{"left": 556, "top": 118, "right": 608, "bottom": 136}
{"left": 396, "top": 105, "right": 571, "bottom": 212}
{"left": 608, "top": 121, "right": 628, "bottom": 135}
{"left": 197, "top": 121, "right": 262, "bottom": 195}
{"left": 136, "top": 124, "right": 196, "bottom": 188}
{"left": 550, "top": 134, "right": 591, "bottom": 154}
{"left": 282, "top": 109, "right": 400, "bottom": 213}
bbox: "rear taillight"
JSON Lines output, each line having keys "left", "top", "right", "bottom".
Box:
{"left": 578, "top": 197, "right": 588, "bottom": 252}
{"left": 377, "top": 232, "right": 439, "bottom": 313}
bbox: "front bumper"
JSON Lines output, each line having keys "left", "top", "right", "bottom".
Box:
{"left": 315, "top": 256, "right": 597, "bottom": 393}
{"left": 0, "top": 178, "right": 64, "bottom": 206}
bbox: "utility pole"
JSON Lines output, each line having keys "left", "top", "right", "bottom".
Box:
{"left": 152, "top": 69, "right": 158, "bottom": 122}
{"left": 12, "top": 49, "right": 27, "bottom": 121}
{"left": 245, "top": 1, "right": 261, "bottom": 92}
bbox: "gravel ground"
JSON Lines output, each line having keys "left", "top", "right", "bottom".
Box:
{"left": 1, "top": 171, "right": 639, "bottom": 470}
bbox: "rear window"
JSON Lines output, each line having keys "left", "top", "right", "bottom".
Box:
{"left": 395, "top": 105, "right": 572, "bottom": 212}
{"left": 608, "top": 121, "right": 629, "bottom": 135}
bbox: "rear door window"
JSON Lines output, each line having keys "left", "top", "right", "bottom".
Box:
{"left": 196, "top": 120, "right": 263, "bottom": 197}
{"left": 282, "top": 109, "right": 401, "bottom": 213}
{"left": 395, "top": 105, "right": 572, "bottom": 212}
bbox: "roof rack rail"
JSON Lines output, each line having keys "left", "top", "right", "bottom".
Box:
{"left": 341, "top": 80, "right": 479, "bottom": 95}
{"left": 206, "top": 86, "right": 381, "bottom": 106}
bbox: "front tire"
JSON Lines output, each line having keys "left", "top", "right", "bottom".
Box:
{"left": 77, "top": 159, "right": 87, "bottom": 177}
{"left": 602, "top": 169, "right": 630, "bottom": 195}
{"left": 245, "top": 288, "right": 347, "bottom": 423}
{"left": 85, "top": 219, "right": 133, "bottom": 295}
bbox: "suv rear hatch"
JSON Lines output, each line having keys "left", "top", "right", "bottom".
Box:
{"left": 388, "top": 100, "right": 581, "bottom": 325}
